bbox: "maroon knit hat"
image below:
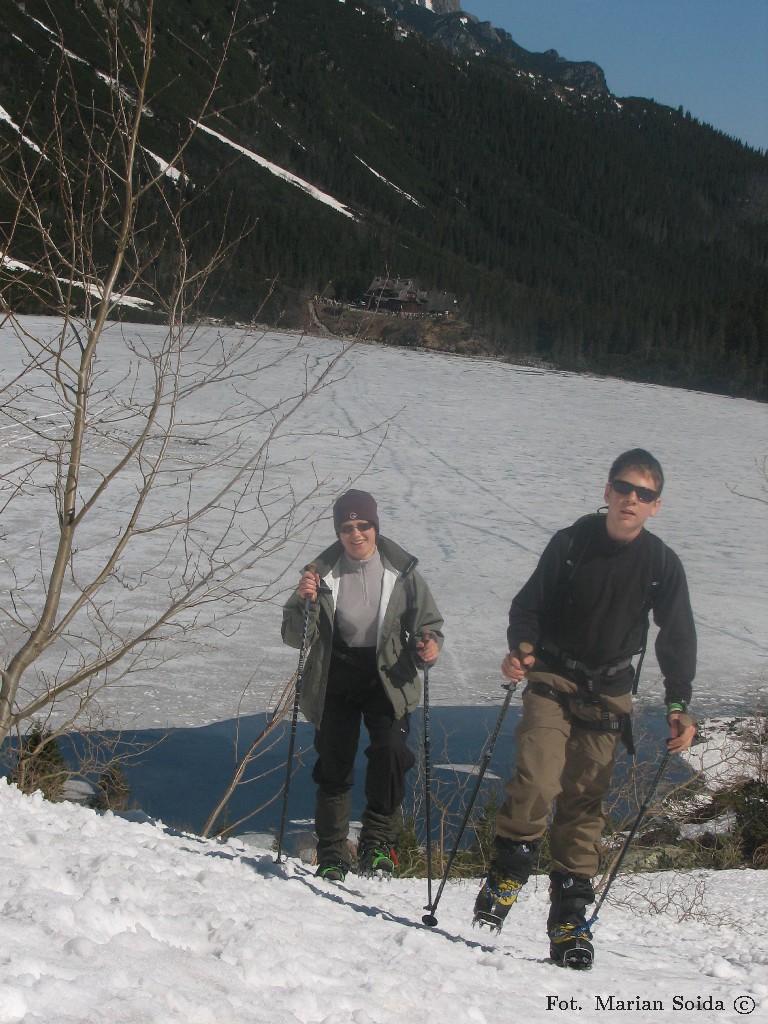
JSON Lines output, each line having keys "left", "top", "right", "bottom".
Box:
{"left": 333, "top": 489, "right": 379, "bottom": 535}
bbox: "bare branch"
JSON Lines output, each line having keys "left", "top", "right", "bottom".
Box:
{"left": 0, "top": 2, "right": 392, "bottom": 749}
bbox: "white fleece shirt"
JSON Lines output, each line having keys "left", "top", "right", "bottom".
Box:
{"left": 335, "top": 549, "right": 384, "bottom": 647}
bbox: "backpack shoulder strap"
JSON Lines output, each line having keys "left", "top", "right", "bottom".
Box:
{"left": 562, "top": 509, "right": 606, "bottom": 586}
{"left": 403, "top": 567, "right": 419, "bottom": 635}
{"left": 644, "top": 531, "right": 666, "bottom": 610}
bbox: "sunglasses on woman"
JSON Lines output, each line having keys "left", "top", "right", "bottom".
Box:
{"left": 339, "top": 521, "right": 375, "bottom": 534}
{"left": 610, "top": 478, "right": 660, "bottom": 504}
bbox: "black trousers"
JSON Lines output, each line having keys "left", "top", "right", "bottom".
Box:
{"left": 312, "top": 648, "right": 415, "bottom": 861}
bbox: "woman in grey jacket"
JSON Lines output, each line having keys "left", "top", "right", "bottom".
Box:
{"left": 281, "top": 490, "right": 444, "bottom": 882}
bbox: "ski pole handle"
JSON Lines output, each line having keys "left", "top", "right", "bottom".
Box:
{"left": 296, "top": 563, "right": 318, "bottom": 682}
{"left": 417, "top": 627, "right": 436, "bottom": 665}
{"left": 503, "top": 642, "right": 534, "bottom": 692}
{"left": 518, "top": 641, "right": 534, "bottom": 661}
{"left": 300, "top": 562, "right": 318, "bottom": 611}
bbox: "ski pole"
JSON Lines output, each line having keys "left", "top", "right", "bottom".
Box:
{"left": 422, "top": 643, "right": 532, "bottom": 927}
{"left": 420, "top": 630, "right": 435, "bottom": 918}
{"left": 275, "top": 563, "right": 317, "bottom": 864}
{"left": 588, "top": 747, "right": 671, "bottom": 927}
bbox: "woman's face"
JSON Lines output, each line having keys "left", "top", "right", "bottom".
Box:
{"left": 338, "top": 519, "right": 377, "bottom": 560}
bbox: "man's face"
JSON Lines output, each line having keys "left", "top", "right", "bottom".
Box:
{"left": 338, "top": 519, "right": 377, "bottom": 560}
{"left": 604, "top": 469, "right": 661, "bottom": 541}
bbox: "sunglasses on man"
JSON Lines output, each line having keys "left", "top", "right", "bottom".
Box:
{"left": 339, "top": 521, "right": 375, "bottom": 534}
{"left": 610, "top": 478, "right": 660, "bottom": 504}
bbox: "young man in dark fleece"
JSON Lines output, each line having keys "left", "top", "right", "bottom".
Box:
{"left": 474, "top": 449, "right": 696, "bottom": 969}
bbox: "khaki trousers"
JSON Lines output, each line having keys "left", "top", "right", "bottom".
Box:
{"left": 495, "top": 671, "right": 633, "bottom": 878}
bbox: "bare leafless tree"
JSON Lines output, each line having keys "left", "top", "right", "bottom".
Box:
{"left": 0, "top": 1, "right": 379, "bottom": 751}
{"left": 201, "top": 672, "right": 298, "bottom": 839}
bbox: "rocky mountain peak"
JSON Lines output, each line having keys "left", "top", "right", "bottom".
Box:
{"left": 409, "top": 0, "right": 462, "bottom": 12}
{"left": 380, "top": 1, "right": 608, "bottom": 97}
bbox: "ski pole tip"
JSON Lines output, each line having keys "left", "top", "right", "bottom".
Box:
{"left": 421, "top": 912, "right": 438, "bottom": 927}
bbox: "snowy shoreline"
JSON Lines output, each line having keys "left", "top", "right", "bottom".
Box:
{"left": 1, "top": 777, "right": 766, "bottom": 1024}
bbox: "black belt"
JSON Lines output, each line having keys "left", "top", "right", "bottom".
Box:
{"left": 527, "top": 680, "right": 635, "bottom": 754}
{"left": 540, "top": 640, "right": 633, "bottom": 679}
{"left": 331, "top": 646, "right": 377, "bottom": 672}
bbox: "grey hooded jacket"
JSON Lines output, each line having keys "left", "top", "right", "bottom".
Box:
{"left": 281, "top": 535, "right": 444, "bottom": 726}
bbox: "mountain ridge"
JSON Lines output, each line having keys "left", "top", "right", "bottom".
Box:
{"left": 375, "top": 1, "right": 609, "bottom": 98}
{"left": 1, "top": 0, "right": 766, "bottom": 398}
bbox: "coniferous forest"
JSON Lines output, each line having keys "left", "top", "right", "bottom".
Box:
{"left": 1, "top": 0, "right": 767, "bottom": 398}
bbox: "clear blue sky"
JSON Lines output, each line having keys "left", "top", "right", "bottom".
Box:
{"left": 463, "top": 1, "right": 768, "bottom": 152}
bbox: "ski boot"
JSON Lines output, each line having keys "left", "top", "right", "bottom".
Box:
{"left": 547, "top": 871, "right": 595, "bottom": 969}
{"left": 473, "top": 837, "right": 537, "bottom": 931}
{"left": 549, "top": 922, "right": 594, "bottom": 970}
{"left": 315, "top": 861, "right": 347, "bottom": 882}
{"left": 357, "top": 844, "right": 396, "bottom": 878}
{"left": 473, "top": 874, "right": 524, "bottom": 932}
